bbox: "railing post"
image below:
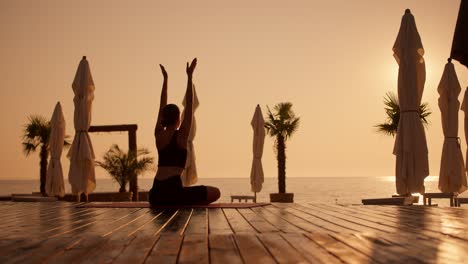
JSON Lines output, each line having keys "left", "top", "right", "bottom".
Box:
{"left": 129, "top": 128, "right": 138, "bottom": 201}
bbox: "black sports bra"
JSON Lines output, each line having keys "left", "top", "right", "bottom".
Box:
{"left": 158, "top": 131, "right": 187, "bottom": 168}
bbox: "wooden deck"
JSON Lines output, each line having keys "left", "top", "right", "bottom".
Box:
{"left": 1, "top": 202, "right": 468, "bottom": 263}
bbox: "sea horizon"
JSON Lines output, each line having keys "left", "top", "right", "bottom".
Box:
{"left": 0, "top": 176, "right": 451, "bottom": 206}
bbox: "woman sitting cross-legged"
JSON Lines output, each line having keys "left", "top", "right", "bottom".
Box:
{"left": 149, "top": 58, "right": 221, "bottom": 205}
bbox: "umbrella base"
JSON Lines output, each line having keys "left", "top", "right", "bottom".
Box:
{"left": 270, "top": 193, "right": 294, "bottom": 203}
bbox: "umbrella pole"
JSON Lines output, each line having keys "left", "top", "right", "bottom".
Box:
{"left": 254, "top": 192, "right": 257, "bottom": 203}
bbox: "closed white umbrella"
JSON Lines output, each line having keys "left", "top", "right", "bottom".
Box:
{"left": 67, "top": 56, "right": 96, "bottom": 200}
{"left": 46, "top": 102, "right": 66, "bottom": 197}
{"left": 438, "top": 60, "right": 467, "bottom": 194}
{"left": 462, "top": 88, "right": 468, "bottom": 171}
{"left": 180, "top": 84, "right": 199, "bottom": 186}
{"left": 392, "top": 9, "right": 429, "bottom": 195}
{"left": 250, "top": 104, "right": 265, "bottom": 201}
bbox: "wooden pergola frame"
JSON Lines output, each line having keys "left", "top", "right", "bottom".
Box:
{"left": 89, "top": 124, "right": 139, "bottom": 201}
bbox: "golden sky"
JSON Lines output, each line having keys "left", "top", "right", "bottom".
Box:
{"left": 1, "top": 0, "right": 467, "bottom": 181}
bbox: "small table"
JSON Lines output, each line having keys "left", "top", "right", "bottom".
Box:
{"left": 231, "top": 195, "right": 256, "bottom": 203}
{"left": 423, "top": 192, "right": 458, "bottom": 207}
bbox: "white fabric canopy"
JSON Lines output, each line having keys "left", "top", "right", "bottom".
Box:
{"left": 180, "top": 84, "right": 199, "bottom": 186}
{"left": 46, "top": 102, "right": 66, "bottom": 197}
{"left": 392, "top": 9, "right": 429, "bottom": 195}
{"left": 438, "top": 61, "right": 467, "bottom": 193}
{"left": 462, "top": 88, "right": 468, "bottom": 172}
{"left": 67, "top": 56, "right": 96, "bottom": 197}
{"left": 250, "top": 104, "right": 265, "bottom": 193}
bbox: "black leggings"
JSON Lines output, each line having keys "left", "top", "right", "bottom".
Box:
{"left": 149, "top": 175, "right": 208, "bottom": 205}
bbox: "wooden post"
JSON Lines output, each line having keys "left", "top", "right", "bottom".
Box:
{"left": 129, "top": 129, "right": 138, "bottom": 201}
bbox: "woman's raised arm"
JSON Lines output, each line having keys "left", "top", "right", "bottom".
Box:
{"left": 179, "top": 58, "right": 197, "bottom": 143}
{"left": 155, "top": 64, "right": 168, "bottom": 137}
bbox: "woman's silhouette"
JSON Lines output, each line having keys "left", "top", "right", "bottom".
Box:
{"left": 149, "top": 58, "right": 221, "bottom": 205}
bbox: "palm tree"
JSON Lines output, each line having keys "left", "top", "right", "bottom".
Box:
{"left": 264, "top": 102, "right": 300, "bottom": 194}
{"left": 22, "top": 115, "right": 70, "bottom": 195}
{"left": 96, "top": 144, "right": 154, "bottom": 193}
{"left": 375, "top": 92, "right": 431, "bottom": 136}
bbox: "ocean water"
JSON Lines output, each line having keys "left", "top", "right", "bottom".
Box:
{"left": 0, "top": 176, "right": 454, "bottom": 206}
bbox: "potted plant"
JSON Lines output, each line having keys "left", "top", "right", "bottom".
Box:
{"left": 264, "top": 102, "right": 300, "bottom": 203}
{"left": 96, "top": 144, "right": 154, "bottom": 193}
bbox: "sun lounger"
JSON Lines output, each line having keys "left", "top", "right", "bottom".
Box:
{"left": 422, "top": 192, "right": 457, "bottom": 207}
{"left": 12, "top": 196, "right": 57, "bottom": 202}
{"left": 230, "top": 195, "right": 256, "bottom": 203}
{"left": 362, "top": 196, "right": 415, "bottom": 205}
{"left": 454, "top": 197, "right": 468, "bottom": 207}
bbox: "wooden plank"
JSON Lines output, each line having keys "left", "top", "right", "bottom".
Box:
{"left": 0, "top": 203, "right": 70, "bottom": 227}
{"left": 0, "top": 207, "right": 100, "bottom": 238}
{"left": 0, "top": 202, "right": 77, "bottom": 223}
{"left": 304, "top": 233, "right": 372, "bottom": 264}
{"left": 431, "top": 235, "right": 468, "bottom": 262}
{"left": 371, "top": 233, "right": 462, "bottom": 262}
{"left": 76, "top": 209, "right": 156, "bottom": 263}
{"left": 233, "top": 234, "right": 276, "bottom": 264}
{"left": 209, "top": 234, "right": 243, "bottom": 264}
{"left": 46, "top": 208, "right": 142, "bottom": 239}
{"left": 178, "top": 234, "right": 209, "bottom": 264}
{"left": 145, "top": 233, "right": 183, "bottom": 263}
{"left": 0, "top": 208, "right": 115, "bottom": 259}
{"left": 46, "top": 209, "right": 171, "bottom": 264}
{"left": 237, "top": 208, "right": 279, "bottom": 233}
{"left": 281, "top": 233, "right": 340, "bottom": 264}
{"left": 330, "top": 232, "right": 419, "bottom": 263}
{"left": 315, "top": 204, "right": 443, "bottom": 235}
{"left": 267, "top": 205, "right": 350, "bottom": 233}
{"left": 320, "top": 205, "right": 468, "bottom": 260}
{"left": 161, "top": 208, "right": 193, "bottom": 235}
{"left": 185, "top": 208, "right": 207, "bottom": 235}
{"left": 352, "top": 205, "right": 468, "bottom": 241}
{"left": 45, "top": 235, "right": 110, "bottom": 264}
{"left": 13, "top": 209, "right": 143, "bottom": 263}
{"left": 112, "top": 233, "right": 161, "bottom": 264}
{"left": 111, "top": 209, "right": 172, "bottom": 264}
{"left": 223, "top": 209, "right": 256, "bottom": 233}
{"left": 0, "top": 237, "right": 82, "bottom": 264}
{"left": 315, "top": 204, "right": 421, "bottom": 236}
{"left": 280, "top": 204, "right": 386, "bottom": 234}
{"left": 208, "top": 208, "right": 232, "bottom": 234}
{"left": 263, "top": 206, "right": 332, "bottom": 233}
{"left": 299, "top": 204, "right": 395, "bottom": 233}
{"left": 256, "top": 233, "right": 308, "bottom": 263}
{"left": 41, "top": 208, "right": 112, "bottom": 236}
{"left": 251, "top": 206, "right": 304, "bottom": 233}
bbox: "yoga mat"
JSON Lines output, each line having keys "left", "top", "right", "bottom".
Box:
{"left": 77, "top": 202, "right": 270, "bottom": 209}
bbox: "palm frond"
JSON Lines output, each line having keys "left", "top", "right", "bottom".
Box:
{"left": 419, "top": 102, "right": 431, "bottom": 127}
{"left": 375, "top": 91, "right": 431, "bottom": 136}
{"left": 375, "top": 123, "right": 398, "bottom": 137}
{"left": 264, "top": 102, "right": 300, "bottom": 141}
{"left": 22, "top": 115, "right": 50, "bottom": 156}
{"left": 22, "top": 142, "right": 38, "bottom": 156}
